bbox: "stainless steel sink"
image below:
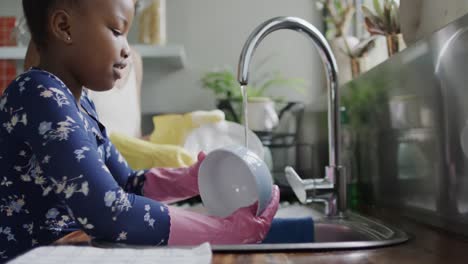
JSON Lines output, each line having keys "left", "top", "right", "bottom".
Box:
{"left": 91, "top": 203, "right": 409, "bottom": 252}
{"left": 210, "top": 203, "right": 409, "bottom": 252}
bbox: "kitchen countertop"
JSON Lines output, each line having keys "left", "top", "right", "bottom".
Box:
{"left": 54, "top": 208, "right": 468, "bottom": 264}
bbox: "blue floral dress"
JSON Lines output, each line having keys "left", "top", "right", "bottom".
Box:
{"left": 0, "top": 68, "right": 170, "bottom": 261}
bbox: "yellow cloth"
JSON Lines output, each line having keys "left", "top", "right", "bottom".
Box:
{"left": 110, "top": 132, "right": 194, "bottom": 170}
{"left": 149, "top": 110, "right": 225, "bottom": 146}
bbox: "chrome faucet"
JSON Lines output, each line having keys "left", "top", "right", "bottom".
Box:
{"left": 237, "top": 16, "right": 346, "bottom": 217}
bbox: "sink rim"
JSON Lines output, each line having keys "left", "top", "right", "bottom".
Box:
{"left": 211, "top": 238, "right": 408, "bottom": 252}
{"left": 210, "top": 211, "right": 409, "bottom": 252}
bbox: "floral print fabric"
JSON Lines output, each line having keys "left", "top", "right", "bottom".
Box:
{"left": 0, "top": 69, "right": 170, "bottom": 261}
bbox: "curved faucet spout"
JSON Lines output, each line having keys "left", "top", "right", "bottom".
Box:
{"left": 237, "top": 16, "right": 346, "bottom": 215}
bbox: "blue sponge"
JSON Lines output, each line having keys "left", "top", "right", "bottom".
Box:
{"left": 262, "top": 217, "right": 315, "bottom": 244}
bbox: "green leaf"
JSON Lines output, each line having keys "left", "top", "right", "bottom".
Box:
{"left": 383, "top": 0, "right": 393, "bottom": 31}
{"left": 334, "top": 0, "right": 343, "bottom": 12}
{"left": 361, "top": 5, "right": 376, "bottom": 19}
{"left": 324, "top": 17, "right": 335, "bottom": 24}
{"left": 201, "top": 58, "right": 307, "bottom": 101}
{"left": 390, "top": 0, "right": 400, "bottom": 33}
{"left": 362, "top": 5, "right": 385, "bottom": 32}
{"left": 200, "top": 70, "right": 240, "bottom": 98}
{"left": 372, "top": 0, "right": 383, "bottom": 18}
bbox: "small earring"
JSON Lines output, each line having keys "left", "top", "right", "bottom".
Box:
{"left": 67, "top": 36, "right": 71, "bottom": 41}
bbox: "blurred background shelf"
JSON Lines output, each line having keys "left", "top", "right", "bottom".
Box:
{"left": 0, "top": 46, "right": 25, "bottom": 59}
{"left": 133, "top": 44, "right": 186, "bottom": 68}
{"left": 0, "top": 44, "right": 187, "bottom": 69}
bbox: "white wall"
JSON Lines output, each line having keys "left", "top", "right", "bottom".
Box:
{"left": 138, "top": 0, "right": 325, "bottom": 114}
{"left": 0, "top": 0, "right": 21, "bottom": 16}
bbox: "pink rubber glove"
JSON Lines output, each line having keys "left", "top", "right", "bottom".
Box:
{"left": 168, "top": 185, "right": 280, "bottom": 245}
{"left": 143, "top": 152, "right": 206, "bottom": 204}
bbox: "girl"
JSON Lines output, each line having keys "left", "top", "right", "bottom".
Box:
{"left": 0, "top": 0, "right": 279, "bottom": 261}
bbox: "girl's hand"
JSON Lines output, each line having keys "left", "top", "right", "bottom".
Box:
{"left": 143, "top": 152, "right": 205, "bottom": 204}
{"left": 168, "top": 185, "right": 280, "bottom": 245}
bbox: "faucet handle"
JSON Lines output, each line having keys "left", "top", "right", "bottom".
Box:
{"left": 285, "top": 166, "right": 307, "bottom": 203}
{"left": 285, "top": 166, "right": 335, "bottom": 204}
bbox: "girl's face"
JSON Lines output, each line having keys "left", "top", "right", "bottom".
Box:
{"left": 67, "top": 0, "right": 135, "bottom": 91}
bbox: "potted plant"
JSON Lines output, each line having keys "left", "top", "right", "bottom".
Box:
{"left": 315, "top": 0, "right": 355, "bottom": 39}
{"left": 340, "top": 36, "right": 377, "bottom": 78}
{"left": 315, "top": 0, "right": 375, "bottom": 81}
{"left": 362, "top": 0, "right": 403, "bottom": 56}
{"left": 200, "top": 64, "right": 305, "bottom": 131}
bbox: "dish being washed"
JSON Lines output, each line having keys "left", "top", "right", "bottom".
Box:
{"left": 197, "top": 145, "right": 273, "bottom": 217}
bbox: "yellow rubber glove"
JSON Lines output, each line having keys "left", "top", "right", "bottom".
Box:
{"left": 149, "top": 110, "right": 225, "bottom": 146}
{"left": 110, "top": 132, "right": 194, "bottom": 169}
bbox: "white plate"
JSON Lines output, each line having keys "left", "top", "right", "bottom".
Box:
{"left": 183, "top": 121, "right": 265, "bottom": 160}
